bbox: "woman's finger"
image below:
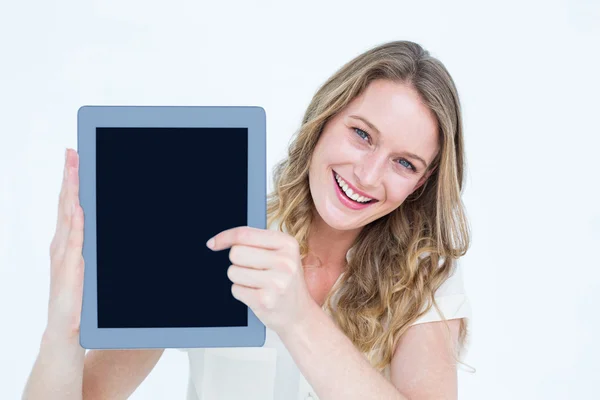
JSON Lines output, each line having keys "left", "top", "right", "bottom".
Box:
{"left": 50, "top": 149, "right": 69, "bottom": 256}
{"left": 227, "top": 264, "right": 287, "bottom": 291}
{"left": 55, "top": 162, "right": 73, "bottom": 261}
{"left": 56, "top": 150, "right": 79, "bottom": 260}
{"left": 229, "top": 245, "right": 286, "bottom": 271}
{"left": 231, "top": 283, "right": 257, "bottom": 308}
{"left": 56, "top": 149, "right": 71, "bottom": 229}
{"left": 208, "top": 226, "right": 284, "bottom": 252}
{"left": 231, "top": 284, "right": 275, "bottom": 312}
{"left": 63, "top": 203, "right": 85, "bottom": 283}
{"left": 70, "top": 151, "right": 80, "bottom": 205}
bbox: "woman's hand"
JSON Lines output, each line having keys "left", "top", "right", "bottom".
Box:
{"left": 45, "top": 148, "right": 85, "bottom": 342}
{"left": 206, "top": 226, "right": 317, "bottom": 335}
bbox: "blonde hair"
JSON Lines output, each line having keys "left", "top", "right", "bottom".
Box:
{"left": 267, "top": 40, "right": 471, "bottom": 372}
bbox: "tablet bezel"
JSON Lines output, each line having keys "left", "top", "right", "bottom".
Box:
{"left": 78, "top": 106, "right": 266, "bottom": 349}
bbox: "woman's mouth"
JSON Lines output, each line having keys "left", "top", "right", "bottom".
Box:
{"left": 332, "top": 170, "right": 378, "bottom": 210}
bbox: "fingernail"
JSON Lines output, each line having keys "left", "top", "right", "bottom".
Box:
{"left": 206, "top": 237, "right": 215, "bottom": 249}
{"left": 65, "top": 148, "right": 68, "bottom": 162}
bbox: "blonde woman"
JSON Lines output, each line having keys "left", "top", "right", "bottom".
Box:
{"left": 23, "top": 40, "right": 472, "bottom": 400}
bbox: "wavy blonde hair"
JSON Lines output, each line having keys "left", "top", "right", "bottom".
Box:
{"left": 267, "top": 40, "right": 471, "bottom": 372}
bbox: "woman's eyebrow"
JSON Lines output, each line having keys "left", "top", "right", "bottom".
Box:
{"left": 348, "top": 115, "right": 428, "bottom": 168}
{"left": 349, "top": 115, "right": 381, "bottom": 135}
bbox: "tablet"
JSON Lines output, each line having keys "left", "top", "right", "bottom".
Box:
{"left": 77, "top": 106, "right": 267, "bottom": 349}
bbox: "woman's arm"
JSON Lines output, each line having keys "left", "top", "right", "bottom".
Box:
{"left": 82, "top": 348, "right": 165, "bottom": 399}
{"left": 22, "top": 331, "right": 164, "bottom": 400}
{"left": 22, "top": 333, "right": 85, "bottom": 400}
{"left": 389, "top": 319, "right": 461, "bottom": 399}
{"left": 22, "top": 149, "right": 165, "bottom": 400}
{"left": 279, "top": 300, "right": 461, "bottom": 400}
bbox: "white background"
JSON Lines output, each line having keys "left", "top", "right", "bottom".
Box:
{"left": 1, "top": 0, "right": 599, "bottom": 398}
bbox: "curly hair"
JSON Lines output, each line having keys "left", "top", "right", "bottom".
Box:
{"left": 266, "top": 40, "right": 471, "bottom": 372}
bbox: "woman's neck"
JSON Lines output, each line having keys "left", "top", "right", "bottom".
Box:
{"left": 305, "top": 212, "right": 360, "bottom": 270}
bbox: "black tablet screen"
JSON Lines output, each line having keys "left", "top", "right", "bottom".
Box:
{"left": 95, "top": 127, "right": 249, "bottom": 328}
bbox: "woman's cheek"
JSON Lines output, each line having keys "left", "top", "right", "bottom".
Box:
{"left": 387, "top": 186, "right": 412, "bottom": 205}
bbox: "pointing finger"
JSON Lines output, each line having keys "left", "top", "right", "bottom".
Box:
{"left": 207, "top": 226, "right": 283, "bottom": 252}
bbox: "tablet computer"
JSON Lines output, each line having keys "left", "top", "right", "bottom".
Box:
{"left": 77, "top": 106, "right": 267, "bottom": 349}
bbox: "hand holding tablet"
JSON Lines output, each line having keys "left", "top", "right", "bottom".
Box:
{"left": 206, "top": 225, "right": 316, "bottom": 337}
{"left": 73, "top": 106, "right": 267, "bottom": 349}
{"left": 46, "top": 148, "right": 85, "bottom": 343}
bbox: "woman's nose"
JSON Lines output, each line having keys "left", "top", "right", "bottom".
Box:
{"left": 355, "top": 152, "right": 386, "bottom": 188}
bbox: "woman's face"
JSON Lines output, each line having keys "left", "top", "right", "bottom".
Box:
{"left": 308, "top": 79, "right": 440, "bottom": 231}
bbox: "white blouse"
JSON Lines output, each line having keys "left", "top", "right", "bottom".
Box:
{"left": 177, "top": 222, "right": 471, "bottom": 400}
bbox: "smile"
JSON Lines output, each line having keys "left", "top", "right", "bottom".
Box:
{"left": 332, "top": 170, "right": 378, "bottom": 210}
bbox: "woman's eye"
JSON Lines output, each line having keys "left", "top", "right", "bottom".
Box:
{"left": 353, "top": 127, "right": 370, "bottom": 142}
{"left": 398, "top": 159, "right": 416, "bottom": 171}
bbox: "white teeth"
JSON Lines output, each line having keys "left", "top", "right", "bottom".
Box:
{"left": 335, "top": 173, "right": 373, "bottom": 203}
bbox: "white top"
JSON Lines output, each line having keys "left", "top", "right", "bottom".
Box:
{"left": 177, "top": 221, "right": 471, "bottom": 400}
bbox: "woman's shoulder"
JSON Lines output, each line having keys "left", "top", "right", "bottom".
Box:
{"left": 412, "top": 258, "right": 471, "bottom": 326}
{"left": 435, "top": 258, "right": 468, "bottom": 296}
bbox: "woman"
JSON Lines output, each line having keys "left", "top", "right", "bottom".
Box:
{"left": 23, "top": 40, "right": 472, "bottom": 400}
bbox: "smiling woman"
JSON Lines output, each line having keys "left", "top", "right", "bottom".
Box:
{"left": 259, "top": 40, "right": 472, "bottom": 399}
{"left": 178, "top": 42, "right": 472, "bottom": 399}
{"left": 22, "top": 40, "right": 472, "bottom": 400}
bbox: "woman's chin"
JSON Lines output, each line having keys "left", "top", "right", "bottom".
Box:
{"left": 321, "top": 207, "right": 364, "bottom": 231}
